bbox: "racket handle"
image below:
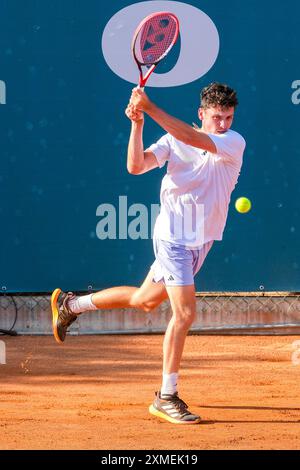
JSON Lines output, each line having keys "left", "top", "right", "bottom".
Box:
{"left": 137, "top": 85, "right": 145, "bottom": 91}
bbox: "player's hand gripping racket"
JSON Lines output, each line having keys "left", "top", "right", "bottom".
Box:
{"left": 132, "top": 11, "right": 179, "bottom": 89}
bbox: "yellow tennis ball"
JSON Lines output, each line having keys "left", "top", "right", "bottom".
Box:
{"left": 235, "top": 197, "right": 251, "bottom": 213}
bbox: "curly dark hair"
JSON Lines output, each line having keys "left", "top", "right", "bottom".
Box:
{"left": 200, "top": 82, "right": 238, "bottom": 109}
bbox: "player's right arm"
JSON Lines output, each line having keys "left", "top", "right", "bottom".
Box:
{"left": 126, "top": 103, "right": 159, "bottom": 175}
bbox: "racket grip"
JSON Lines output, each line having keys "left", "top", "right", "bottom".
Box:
{"left": 137, "top": 85, "right": 145, "bottom": 91}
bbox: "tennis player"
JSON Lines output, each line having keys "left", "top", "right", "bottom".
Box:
{"left": 51, "top": 82, "right": 246, "bottom": 425}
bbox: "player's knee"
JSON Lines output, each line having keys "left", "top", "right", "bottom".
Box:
{"left": 174, "top": 309, "right": 196, "bottom": 329}
{"left": 141, "top": 302, "right": 155, "bottom": 312}
{"left": 137, "top": 300, "right": 157, "bottom": 312}
{"left": 131, "top": 291, "right": 158, "bottom": 312}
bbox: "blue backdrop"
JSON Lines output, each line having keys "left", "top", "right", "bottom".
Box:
{"left": 0, "top": 0, "right": 299, "bottom": 293}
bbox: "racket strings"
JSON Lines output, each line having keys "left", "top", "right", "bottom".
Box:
{"left": 136, "top": 14, "right": 177, "bottom": 65}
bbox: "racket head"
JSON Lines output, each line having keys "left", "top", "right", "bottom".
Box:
{"left": 132, "top": 11, "right": 179, "bottom": 86}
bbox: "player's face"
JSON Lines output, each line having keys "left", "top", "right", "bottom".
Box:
{"left": 198, "top": 106, "right": 235, "bottom": 134}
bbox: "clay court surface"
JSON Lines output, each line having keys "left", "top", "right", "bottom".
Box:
{"left": 1, "top": 334, "right": 300, "bottom": 450}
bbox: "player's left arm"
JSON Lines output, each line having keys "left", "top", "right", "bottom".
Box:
{"left": 130, "top": 88, "right": 217, "bottom": 154}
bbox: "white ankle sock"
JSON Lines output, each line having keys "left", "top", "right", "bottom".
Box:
{"left": 161, "top": 372, "right": 178, "bottom": 396}
{"left": 68, "top": 294, "right": 98, "bottom": 314}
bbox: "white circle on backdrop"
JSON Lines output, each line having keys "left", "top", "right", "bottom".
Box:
{"left": 101, "top": 1, "right": 220, "bottom": 87}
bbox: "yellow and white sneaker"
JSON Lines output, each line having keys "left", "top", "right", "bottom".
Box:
{"left": 149, "top": 391, "right": 201, "bottom": 424}
{"left": 51, "top": 288, "right": 77, "bottom": 344}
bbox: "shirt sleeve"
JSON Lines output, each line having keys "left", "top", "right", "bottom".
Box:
{"left": 207, "top": 131, "right": 246, "bottom": 165}
{"left": 147, "top": 133, "right": 171, "bottom": 168}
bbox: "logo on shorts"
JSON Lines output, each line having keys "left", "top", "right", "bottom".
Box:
{"left": 167, "top": 275, "right": 175, "bottom": 281}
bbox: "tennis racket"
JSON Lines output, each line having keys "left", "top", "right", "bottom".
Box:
{"left": 131, "top": 11, "right": 180, "bottom": 89}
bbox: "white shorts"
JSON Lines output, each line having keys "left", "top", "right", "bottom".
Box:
{"left": 151, "top": 238, "right": 214, "bottom": 286}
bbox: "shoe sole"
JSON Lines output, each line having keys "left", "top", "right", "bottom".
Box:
{"left": 149, "top": 404, "right": 201, "bottom": 425}
{"left": 51, "top": 288, "right": 63, "bottom": 344}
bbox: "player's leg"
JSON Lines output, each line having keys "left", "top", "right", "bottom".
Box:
{"left": 149, "top": 283, "right": 201, "bottom": 424}
{"left": 148, "top": 239, "right": 214, "bottom": 424}
{"left": 162, "top": 283, "right": 196, "bottom": 375}
{"left": 51, "top": 270, "right": 168, "bottom": 343}
{"left": 91, "top": 269, "right": 168, "bottom": 311}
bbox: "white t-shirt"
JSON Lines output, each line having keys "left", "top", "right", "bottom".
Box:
{"left": 149, "top": 129, "right": 246, "bottom": 248}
